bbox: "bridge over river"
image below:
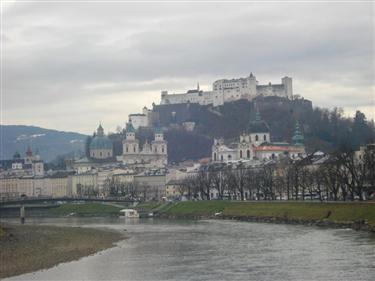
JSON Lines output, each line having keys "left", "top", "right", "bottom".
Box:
{"left": 0, "top": 197, "right": 136, "bottom": 207}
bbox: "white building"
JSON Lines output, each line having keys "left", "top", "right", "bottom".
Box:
{"left": 128, "top": 106, "right": 153, "bottom": 130}
{"left": 212, "top": 112, "right": 305, "bottom": 163}
{"left": 160, "top": 73, "right": 293, "bottom": 107}
{"left": 5, "top": 148, "right": 45, "bottom": 177}
{"left": 122, "top": 121, "right": 168, "bottom": 168}
{"left": 0, "top": 173, "right": 71, "bottom": 200}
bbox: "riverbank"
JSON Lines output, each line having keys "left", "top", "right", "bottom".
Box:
{"left": 158, "top": 201, "right": 375, "bottom": 232}
{"left": 0, "top": 223, "right": 125, "bottom": 279}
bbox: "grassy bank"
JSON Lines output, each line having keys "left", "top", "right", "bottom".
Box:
{"left": 0, "top": 223, "right": 124, "bottom": 279}
{"left": 162, "top": 201, "right": 375, "bottom": 230}
{"left": 49, "top": 203, "right": 122, "bottom": 217}
{"left": 135, "top": 201, "right": 173, "bottom": 215}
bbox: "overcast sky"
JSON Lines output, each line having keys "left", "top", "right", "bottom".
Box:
{"left": 2, "top": 1, "right": 374, "bottom": 134}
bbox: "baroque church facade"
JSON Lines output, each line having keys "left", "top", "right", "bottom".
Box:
{"left": 77, "top": 121, "right": 167, "bottom": 173}
{"left": 212, "top": 112, "right": 305, "bottom": 163}
{"left": 122, "top": 121, "right": 168, "bottom": 168}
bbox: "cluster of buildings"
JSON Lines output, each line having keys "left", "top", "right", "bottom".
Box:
{"left": 1, "top": 72, "right": 323, "bottom": 202}
{"left": 0, "top": 148, "right": 72, "bottom": 200}
{"left": 212, "top": 112, "right": 305, "bottom": 163}
{"left": 160, "top": 73, "right": 293, "bottom": 107}
{"left": 0, "top": 110, "right": 306, "bottom": 203}
{"left": 0, "top": 121, "right": 170, "bottom": 201}
{"left": 79, "top": 122, "right": 167, "bottom": 169}
{"left": 0, "top": 146, "right": 200, "bottom": 202}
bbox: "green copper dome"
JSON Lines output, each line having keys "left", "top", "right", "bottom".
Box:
{"left": 90, "top": 136, "right": 113, "bottom": 150}
{"left": 90, "top": 124, "right": 113, "bottom": 150}
{"left": 154, "top": 126, "right": 163, "bottom": 134}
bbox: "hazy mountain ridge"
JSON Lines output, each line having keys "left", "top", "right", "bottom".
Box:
{"left": 0, "top": 125, "right": 87, "bottom": 161}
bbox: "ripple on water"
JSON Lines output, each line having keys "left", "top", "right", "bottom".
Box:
{"left": 3, "top": 217, "right": 375, "bottom": 281}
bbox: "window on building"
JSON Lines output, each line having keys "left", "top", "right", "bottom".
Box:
{"left": 256, "top": 135, "right": 259, "bottom": 141}
{"left": 100, "top": 152, "right": 102, "bottom": 157}
{"left": 247, "top": 150, "right": 250, "bottom": 158}
{"left": 221, "top": 155, "right": 223, "bottom": 161}
{"left": 133, "top": 146, "right": 136, "bottom": 152}
{"left": 126, "top": 146, "right": 128, "bottom": 153}
{"left": 264, "top": 135, "right": 267, "bottom": 141}
{"left": 214, "top": 153, "right": 217, "bottom": 161}
{"left": 228, "top": 155, "right": 231, "bottom": 160}
{"left": 240, "top": 150, "right": 243, "bottom": 158}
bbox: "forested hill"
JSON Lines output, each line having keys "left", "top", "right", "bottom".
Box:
{"left": 3, "top": 97, "right": 374, "bottom": 164}
{"left": 153, "top": 96, "right": 375, "bottom": 158}
{"left": 0, "top": 125, "right": 86, "bottom": 161}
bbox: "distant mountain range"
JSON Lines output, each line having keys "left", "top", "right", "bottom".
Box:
{"left": 0, "top": 125, "right": 87, "bottom": 162}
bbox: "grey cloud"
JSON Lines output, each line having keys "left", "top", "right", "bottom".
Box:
{"left": 2, "top": 2, "right": 374, "bottom": 133}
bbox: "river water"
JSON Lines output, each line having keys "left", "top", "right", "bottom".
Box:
{"left": 4, "top": 217, "right": 375, "bottom": 281}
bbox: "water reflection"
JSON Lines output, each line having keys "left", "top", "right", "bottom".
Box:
{"left": 4, "top": 218, "right": 375, "bottom": 281}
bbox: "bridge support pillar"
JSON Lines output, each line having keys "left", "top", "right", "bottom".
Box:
{"left": 20, "top": 205, "right": 25, "bottom": 224}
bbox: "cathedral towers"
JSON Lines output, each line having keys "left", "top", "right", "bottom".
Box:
{"left": 122, "top": 120, "right": 168, "bottom": 168}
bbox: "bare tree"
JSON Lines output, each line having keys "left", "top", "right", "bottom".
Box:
{"left": 336, "top": 150, "right": 367, "bottom": 200}
{"left": 321, "top": 157, "right": 342, "bottom": 201}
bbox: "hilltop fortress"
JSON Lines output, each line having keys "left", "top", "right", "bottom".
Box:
{"left": 160, "top": 73, "right": 293, "bottom": 107}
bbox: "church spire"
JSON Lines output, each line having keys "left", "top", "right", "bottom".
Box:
{"left": 197, "top": 82, "right": 200, "bottom": 91}
{"left": 126, "top": 119, "right": 136, "bottom": 133}
{"left": 255, "top": 110, "right": 261, "bottom": 122}
{"left": 97, "top": 123, "right": 104, "bottom": 136}
{"left": 253, "top": 101, "right": 261, "bottom": 122}
{"left": 292, "top": 121, "right": 304, "bottom": 146}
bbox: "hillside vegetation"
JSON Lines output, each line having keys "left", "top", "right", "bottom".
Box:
{"left": 153, "top": 97, "right": 374, "bottom": 161}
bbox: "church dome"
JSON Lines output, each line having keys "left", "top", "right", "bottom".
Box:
{"left": 13, "top": 151, "right": 21, "bottom": 159}
{"left": 90, "top": 136, "right": 113, "bottom": 150}
{"left": 90, "top": 124, "right": 113, "bottom": 151}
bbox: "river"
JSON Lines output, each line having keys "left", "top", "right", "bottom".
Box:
{"left": 3, "top": 217, "right": 375, "bottom": 281}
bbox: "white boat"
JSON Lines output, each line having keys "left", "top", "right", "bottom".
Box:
{"left": 119, "top": 209, "right": 140, "bottom": 218}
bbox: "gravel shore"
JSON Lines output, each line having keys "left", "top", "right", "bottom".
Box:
{"left": 0, "top": 223, "right": 125, "bottom": 279}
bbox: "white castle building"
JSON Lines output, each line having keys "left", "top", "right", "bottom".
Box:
{"left": 160, "top": 73, "right": 293, "bottom": 107}
{"left": 128, "top": 106, "right": 153, "bottom": 130}
{"left": 122, "top": 121, "right": 168, "bottom": 168}
{"left": 212, "top": 112, "right": 305, "bottom": 163}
